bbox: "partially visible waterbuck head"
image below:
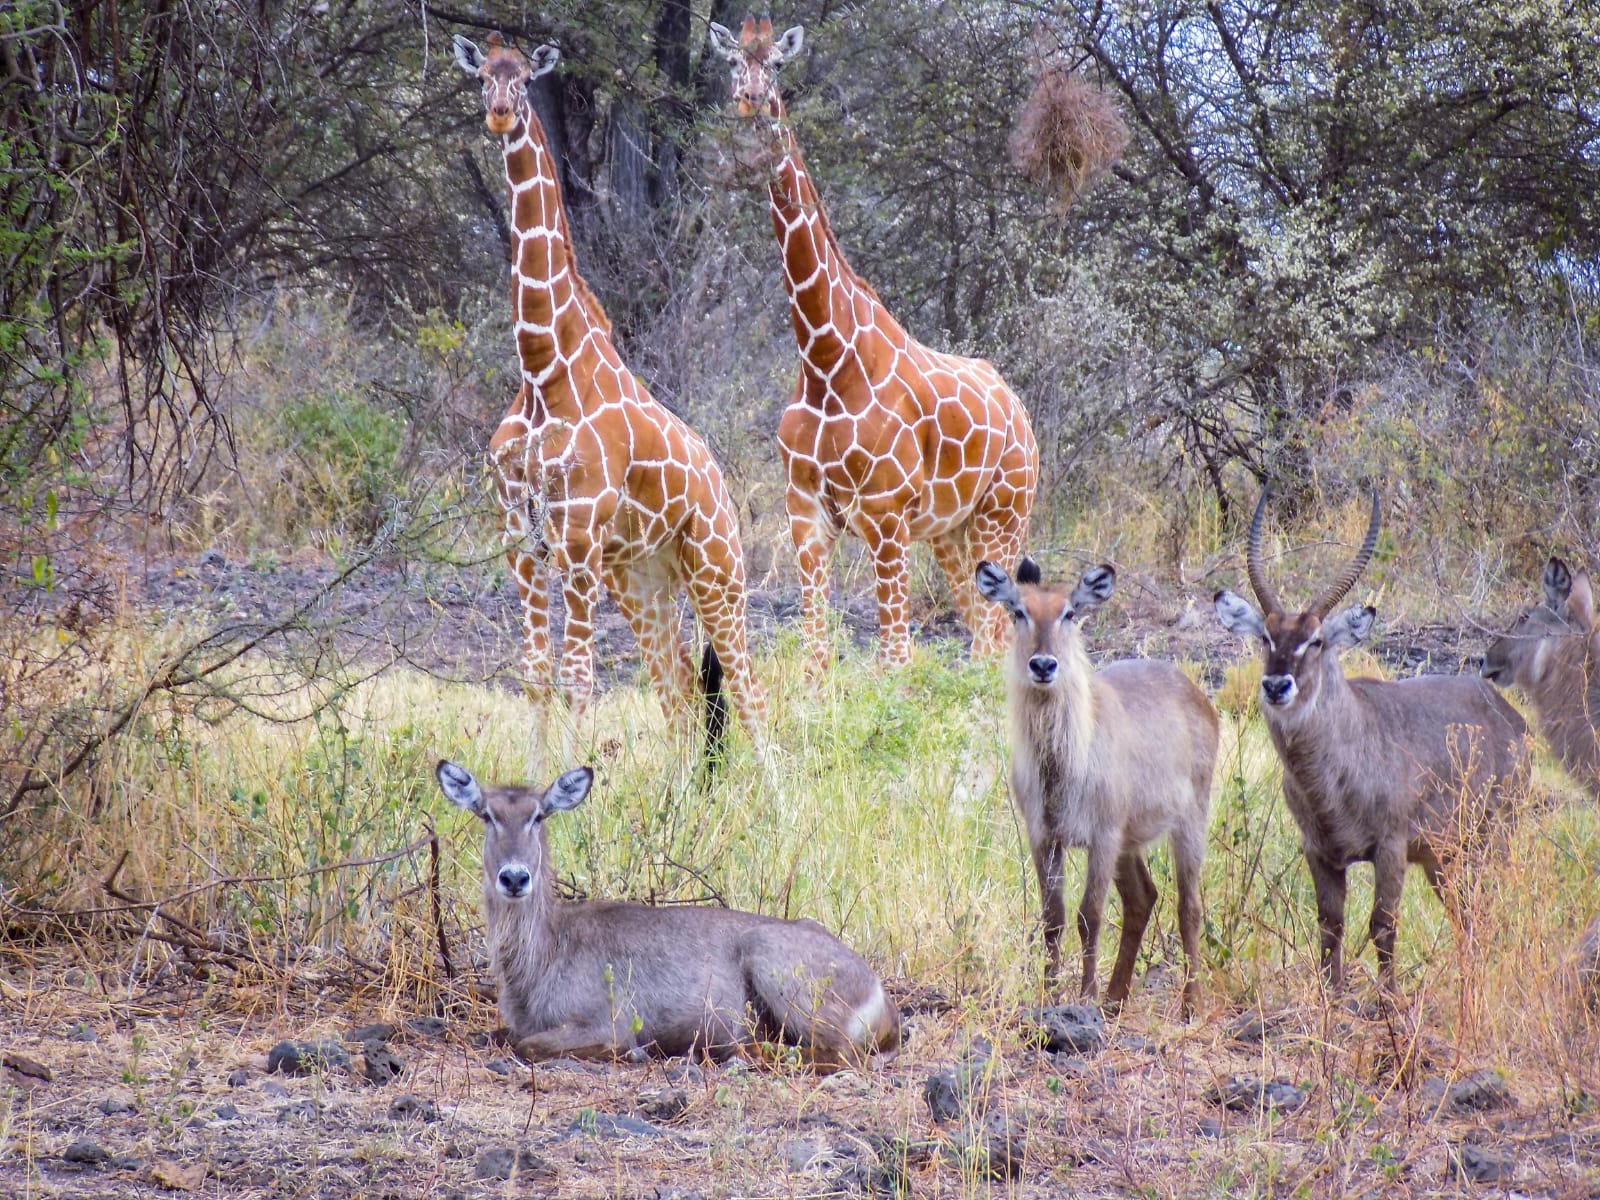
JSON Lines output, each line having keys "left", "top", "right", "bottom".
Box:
{"left": 1483, "top": 557, "right": 1598, "bottom": 691}
{"left": 435, "top": 760, "right": 592, "bottom": 902}
{"left": 976, "top": 556, "right": 1116, "bottom": 689}
{"left": 1482, "top": 556, "right": 1600, "bottom": 799}
{"left": 1213, "top": 490, "right": 1383, "bottom": 714}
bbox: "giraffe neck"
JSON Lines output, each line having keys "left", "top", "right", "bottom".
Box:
{"left": 499, "top": 103, "right": 612, "bottom": 406}
{"left": 766, "top": 120, "right": 898, "bottom": 378}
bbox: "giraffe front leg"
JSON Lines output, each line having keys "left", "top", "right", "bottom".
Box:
{"left": 506, "top": 547, "right": 555, "bottom": 703}
{"left": 787, "top": 494, "right": 838, "bottom": 682}
{"left": 556, "top": 543, "right": 602, "bottom": 719}
{"left": 863, "top": 513, "right": 913, "bottom": 668}
{"left": 685, "top": 557, "right": 767, "bottom": 742}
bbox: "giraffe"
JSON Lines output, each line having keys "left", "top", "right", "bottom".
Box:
{"left": 708, "top": 14, "right": 1039, "bottom": 678}
{"left": 453, "top": 33, "right": 765, "bottom": 747}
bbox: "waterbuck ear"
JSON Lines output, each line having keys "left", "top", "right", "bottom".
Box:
{"left": 543, "top": 766, "right": 593, "bottom": 815}
{"left": 1324, "top": 604, "right": 1376, "bottom": 649}
{"left": 1567, "top": 570, "right": 1596, "bottom": 631}
{"left": 707, "top": 21, "right": 740, "bottom": 61}
{"left": 975, "top": 561, "right": 1025, "bottom": 620}
{"left": 452, "top": 34, "right": 485, "bottom": 74}
{"left": 1015, "top": 556, "right": 1042, "bottom": 586}
{"left": 528, "top": 43, "right": 559, "bottom": 79}
{"left": 1544, "top": 557, "right": 1573, "bottom": 611}
{"left": 771, "top": 24, "right": 805, "bottom": 64}
{"left": 1072, "top": 564, "right": 1116, "bottom": 612}
{"left": 435, "top": 759, "right": 486, "bottom": 817}
{"left": 1214, "top": 590, "right": 1266, "bottom": 640}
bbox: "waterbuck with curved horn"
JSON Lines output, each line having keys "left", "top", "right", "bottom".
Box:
{"left": 977, "top": 557, "right": 1219, "bottom": 1014}
{"left": 1214, "top": 492, "right": 1531, "bottom": 990}
{"left": 1482, "top": 557, "right": 1600, "bottom": 800}
{"left": 433, "top": 761, "right": 899, "bottom": 1069}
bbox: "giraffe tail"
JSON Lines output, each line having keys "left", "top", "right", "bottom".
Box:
{"left": 699, "top": 641, "right": 729, "bottom": 784}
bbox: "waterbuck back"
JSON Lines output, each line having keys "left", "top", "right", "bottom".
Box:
{"left": 433, "top": 761, "right": 899, "bottom": 1068}
{"left": 1483, "top": 557, "right": 1600, "bottom": 799}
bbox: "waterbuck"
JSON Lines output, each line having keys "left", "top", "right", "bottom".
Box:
{"left": 1214, "top": 492, "right": 1531, "bottom": 990}
{"left": 1579, "top": 912, "right": 1600, "bottom": 1011}
{"left": 976, "top": 558, "right": 1219, "bottom": 1014}
{"left": 1482, "top": 557, "right": 1599, "bottom": 799}
{"left": 433, "top": 761, "right": 899, "bottom": 1068}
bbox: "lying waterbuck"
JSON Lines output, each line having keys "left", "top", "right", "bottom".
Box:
{"left": 976, "top": 558, "right": 1219, "bottom": 1014}
{"left": 1214, "top": 492, "right": 1531, "bottom": 990}
{"left": 433, "top": 761, "right": 899, "bottom": 1068}
{"left": 1482, "top": 557, "right": 1599, "bottom": 799}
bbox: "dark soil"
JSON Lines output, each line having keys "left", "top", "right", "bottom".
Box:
{"left": 4, "top": 953, "right": 1596, "bottom": 1199}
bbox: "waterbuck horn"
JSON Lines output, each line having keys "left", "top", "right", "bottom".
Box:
{"left": 1245, "top": 489, "right": 1284, "bottom": 617}
{"left": 1309, "top": 491, "right": 1382, "bottom": 618}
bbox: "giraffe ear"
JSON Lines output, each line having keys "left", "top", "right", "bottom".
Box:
{"left": 452, "top": 34, "right": 485, "bottom": 74}
{"left": 707, "top": 21, "right": 740, "bottom": 61}
{"left": 771, "top": 25, "right": 805, "bottom": 65}
{"left": 528, "top": 43, "right": 560, "bottom": 80}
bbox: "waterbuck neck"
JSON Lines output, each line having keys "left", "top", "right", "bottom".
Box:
{"left": 1522, "top": 640, "right": 1600, "bottom": 790}
{"left": 1259, "top": 653, "right": 1378, "bottom": 786}
{"left": 1008, "top": 637, "right": 1097, "bottom": 788}
{"left": 483, "top": 874, "right": 559, "bottom": 993}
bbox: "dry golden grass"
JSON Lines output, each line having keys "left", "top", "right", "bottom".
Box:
{"left": 3, "top": 613, "right": 1599, "bottom": 1196}
{"left": 5, "top": 476, "right": 1600, "bottom": 1196}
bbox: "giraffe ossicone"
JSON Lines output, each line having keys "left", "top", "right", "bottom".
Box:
{"left": 709, "top": 13, "right": 1040, "bottom": 676}
{"left": 456, "top": 32, "right": 766, "bottom": 746}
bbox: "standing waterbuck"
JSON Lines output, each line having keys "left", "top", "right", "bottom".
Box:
{"left": 433, "top": 761, "right": 899, "bottom": 1068}
{"left": 976, "top": 558, "right": 1219, "bottom": 1014}
{"left": 1214, "top": 492, "right": 1531, "bottom": 990}
{"left": 1482, "top": 556, "right": 1600, "bottom": 799}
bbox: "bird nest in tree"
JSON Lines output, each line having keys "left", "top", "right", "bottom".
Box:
{"left": 1009, "top": 66, "right": 1129, "bottom": 213}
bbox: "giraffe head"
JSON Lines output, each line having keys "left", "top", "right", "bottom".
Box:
{"left": 707, "top": 13, "right": 804, "bottom": 118}
{"left": 453, "top": 32, "right": 559, "bottom": 136}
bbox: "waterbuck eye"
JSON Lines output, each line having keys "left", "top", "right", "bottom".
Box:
{"left": 1309, "top": 637, "right": 1324, "bottom": 649}
{"left": 1059, "top": 608, "right": 1075, "bottom": 624}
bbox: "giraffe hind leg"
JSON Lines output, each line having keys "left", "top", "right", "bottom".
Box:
{"left": 929, "top": 528, "right": 982, "bottom": 645}
{"left": 685, "top": 560, "right": 767, "bottom": 743}
{"left": 607, "top": 556, "right": 696, "bottom": 736}
{"left": 966, "top": 498, "right": 1031, "bottom": 657}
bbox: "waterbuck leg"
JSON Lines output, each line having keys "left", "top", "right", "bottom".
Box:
{"left": 513, "top": 1021, "right": 626, "bottom": 1063}
{"left": 1172, "top": 828, "right": 1206, "bottom": 1018}
{"left": 1076, "top": 842, "right": 1118, "bottom": 1001}
{"left": 1105, "top": 851, "right": 1157, "bottom": 1009}
{"left": 1306, "top": 853, "right": 1349, "bottom": 991}
{"left": 1031, "top": 838, "right": 1068, "bottom": 990}
{"left": 1370, "top": 842, "right": 1409, "bottom": 993}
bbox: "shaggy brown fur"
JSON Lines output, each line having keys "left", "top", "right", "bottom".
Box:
{"left": 1010, "top": 64, "right": 1129, "bottom": 212}
{"left": 978, "top": 558, "right": 1218, "bottom": 1015}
